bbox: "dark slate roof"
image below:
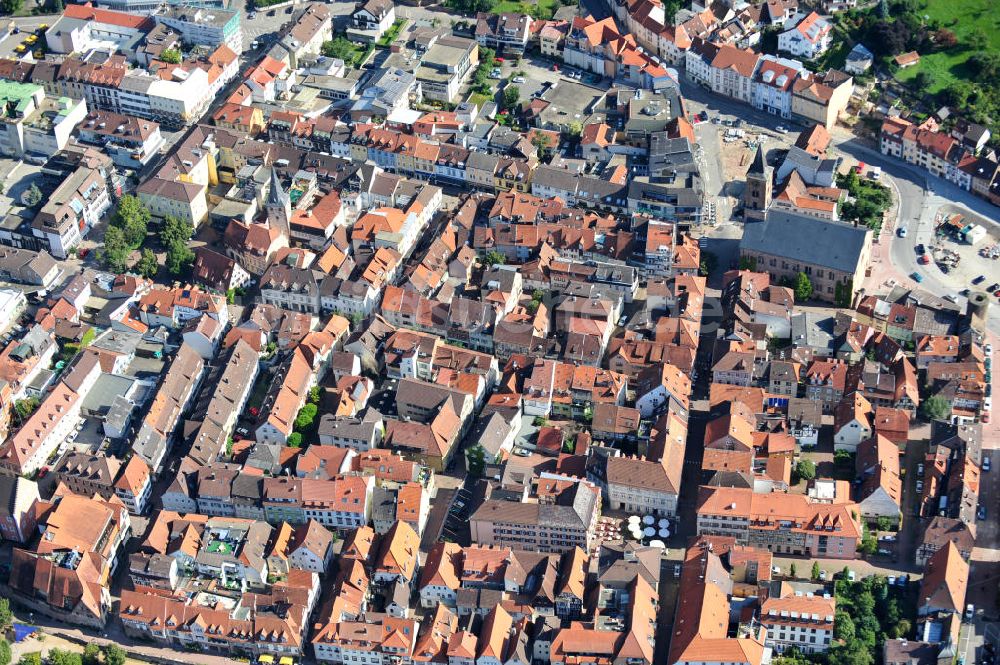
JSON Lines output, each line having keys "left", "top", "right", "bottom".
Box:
{"left": 741, "top": 210, "right": 870, "bottom": 274}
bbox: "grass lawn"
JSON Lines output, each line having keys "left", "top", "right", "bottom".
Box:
{"left": 492, "top": 0, "right": 557, "bottom": 19}
{"left": 468, "top": 92, "right": 493, "bottom": 108}
{"left": 894, "top": 0, "right": 1000, "bottom": 93}
{"left": 811, "top": 37, "right": 852, "bottom": 72}
{"left": 353, "top": 43, "right": 375, "bottom": 67}
{"left": 376, "top": 18, "right": 407, "bottom": 47}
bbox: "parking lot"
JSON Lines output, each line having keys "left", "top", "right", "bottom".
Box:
{"left": 916, "top": 205, "right": 1000, "bottom": 301}
{"left": 241, "top": 0, "right": 356, "bottom": 50}
{"left": 0, "top": 22, "right": 48, "bottom": 60}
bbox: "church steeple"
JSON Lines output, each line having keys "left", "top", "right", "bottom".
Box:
{"left": 743, "top": 147, "right": 772, "bottom": 220}
{"left": 265, "top": 167, "right": 291, "bottom": 235}
{"left": 748, "top": 145, "right": 768, "bottom": 176}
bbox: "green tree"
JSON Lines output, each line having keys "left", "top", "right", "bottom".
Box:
{"left": 18, "top": 654, "right": 42, "bottom": 665}
{"left": 738, "top": 256, "right": 757, "bottom": 270}
{"left": 919, "top": 395, "right": 951, "bottom": 421}
{"left": 699, "top": 251, "right": 718, "bottom": 277}
{"left": 482, "top": 250, "right": 505, "bottom": 267}
{"left": 135, "top": 248, "right": 159, "bottom": 278}
{"left": 876, "top": 515, "right": 897, "bottom": 532}
{"left": 309, "top": 386, "right": 321, "bottom": 404}
{"left": 161, "top": 215, "right": 193, "bottom": 247}
{"left": 502, "top": 84, "right": 520, "bottom": 111}
{"left": 0, "top": 639, "right": 10, "bottom": 665}
{"left": 160, "top": 48, "right": 182, "bottom": 64}
{"left": 13, "top": 397, "right": 40, "bottom": 425}
{"left": 565, "top": 121, "right": 583, "bottom": 138}
{"left": 811, "top": 561, "right": 821, "bottom": 580}
{"left": 859, "top": 523, "right": 878, "bottom": 555}
{"left": 112, "top": 195, "right": 151, "bottom": 248}
{"left": 966, "top": 28, "right": 988, "bottom": 52}
{"left": 794, "top": 272, "right": 813, "bottom": 301}
{"left": 294, "top": 403, "right": 318, "bottom": 430}
{"left": 789, "top": 562, "right": 797, "bottom": 578}
{"left": 467, "top": 444, "right": 486, "bottom": 477}
{"left": 287, "top": 432, "right": 303, "bottom": 448}
{"left": 165, "top": 242, "right": 194, "bottom": 276}
{"left": 891, "top": 618, "right": 912, "bottom": 639}
{"left": 531, "top": 131, "right": 551, "bottom": 159}
{"left": 835, "top": 610, "right": 856, "bottom": 641}
{"left": 0, "top": 0, "right": 24, "bottom": 14}
{"left": 101, "top": 225, "right": 132, "bottom": 274}
{"left": 795, "top": 458, "right": 816, "bottom": 482}
{"left": 0, "top": 598, "right": 11, "bottom": 632}
{"left": 102, "top": 645, "right": 127, "bottom": 665}
{"left": 22, "top": 184, "right": 42, "bottom": 207}
{"left": 834, "top": 280, "right": 853, "bottom": 308}
{"left": 83, "top": 643, "right": 101, "bottom": 665}
{"left": 321, "top": 37, "right": 356, "bottom": 61}
{"left": 46, "top": 650, "right": 82, "bottom": 665}
{"left": 827, "top": 639, "right": 874, "bottom": 665}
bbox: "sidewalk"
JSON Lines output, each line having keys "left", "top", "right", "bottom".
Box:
{"left": 11, "top": 610, "right": 251, "bottom": 665}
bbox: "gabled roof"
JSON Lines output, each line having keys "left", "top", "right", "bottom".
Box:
{"left": 919, "top": 541, "right": 969, "bottom": 614}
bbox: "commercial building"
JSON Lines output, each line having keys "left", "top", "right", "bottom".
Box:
{"left": 32, "top": 153, "right": 114, "bottom": 258}
{"left": 74, "top": 109, "right": 165, "bottom": 168}
{"left": 696, "top": 486, "right": 863, "bottom": 558}
{"left": 9, "top": 492, "right": 131, "bottom": 628}
{"left": 469, "top": 481, "right": 601, "bottom": 553}
{"left": 0, "top": 82, "right": 87, "bottom": 159}
{"left": 154, "top": 5, "right": 242, "bottom": 53}
{"left": 415, "top": 36, "right": 479, "bottom": 103}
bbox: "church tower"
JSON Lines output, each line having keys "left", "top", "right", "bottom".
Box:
{"left": 744, "top": 146, "right": 772, "bottom": 221}
{"left": 265, "top": 167, "right": 291, "bottom": 236}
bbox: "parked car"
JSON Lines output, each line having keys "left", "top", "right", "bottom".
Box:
{"left": 775, "top": 126, "right": 788, "bottom": 133}
{"left": 988, "top": 282, "right": 1000, "bottom": 292}
{"left": 513, "top": 76, "right": 526, "bottom": 83}
{"left": 916, "top": 480, "right": 923, "bottom": 493}
{"left": 973, "top": 275, "right": 987, "bottom": 285}
{"left": 911, "top": 272, "right": 923, "bottom": 283}
{"left": 978, "top": 505, "right": 987, "bottom": 521}
{"left": 983, "top": 456, "right": 991, "bottom": 472}
{"left": 897, "top": 227, "right": 907, "bottom": 237}
{"left": 917, "top": 463, "right": 924, "bottom": 476}
{"left": 916, "top": 243, "right": 926, "bottom": 255}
